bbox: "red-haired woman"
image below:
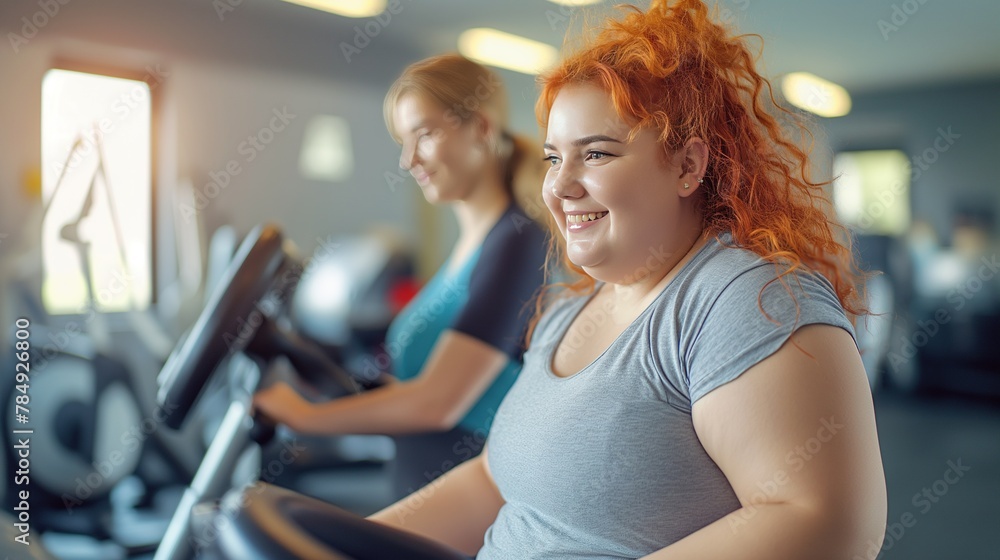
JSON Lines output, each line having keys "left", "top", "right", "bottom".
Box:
{"left": 370, "top": 1, "right": 888, "bottom": 558}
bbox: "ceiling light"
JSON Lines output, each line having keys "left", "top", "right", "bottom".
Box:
{"left": 280, "top": 0, "right": 386, "bottom": 18}
{"left": 299, "top": 115, "right": 354, "bottom": 182}
{"left": 781, "top": 72, "right": 851, "bottom": 118}
{"left": 458, "top": 28, "right": 558, "bottom": 75}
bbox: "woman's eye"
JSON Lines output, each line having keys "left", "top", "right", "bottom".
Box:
{"left": 543, "top": 155, "right": 560, "bottom": 167}
{"left": 586, "top": 151, "right": 610, "bottom": 161}
{"left": 416, "top": 131, "right": 436, "bottom": 145}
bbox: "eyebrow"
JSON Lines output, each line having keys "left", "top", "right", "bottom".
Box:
{"left": 543, "top": 134, "right": 625, "bottom": 151}
{"left": 408, "top": 121, "right": 430, "bottom": 133}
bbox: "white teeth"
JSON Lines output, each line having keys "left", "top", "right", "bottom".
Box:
{"left": 567, "top": 211, "right": 608, "bottom": 223}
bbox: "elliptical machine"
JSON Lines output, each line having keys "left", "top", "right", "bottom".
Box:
{"left": 151, "top": 223, "right": 470, "bottom": 560}
{"left": 0, "top": 127, "right": 198, "bottom": 557}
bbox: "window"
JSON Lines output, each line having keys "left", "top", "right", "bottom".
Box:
{"left": 832, "top": 149, "right": 911, "bottom": 235}
{"left": 41, "top": 68, "right": 153, "bottom": 314}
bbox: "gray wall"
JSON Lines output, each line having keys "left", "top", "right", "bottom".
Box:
{"left": 820, "top": 78, "right": 1000, "bottom": 243}
{"left": 0, "top": 0, "right": 553, "bottom": 304}
{"left": 0, "top": 0, "right": 441, "bottom": 318}
{"left": 2, "top": 0, "right": 999, "bottom": 314}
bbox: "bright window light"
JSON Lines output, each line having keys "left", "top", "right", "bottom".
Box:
{"left": 41, "top": 69, "right": 152, "bottom": 314}
{"left": 299, "top": 115, "right": 354, "bottom": 182}
{"left": 833, "top": 150, "right": 910, "bottom": 235}
{"left": 458, "top": 28, "right": 558, "bottom": 75}
{"left": 781, "top": 72, "right": 851, "bottom": 118}
{"left": 280, "top": 0, "right": 386, "bottom": 18}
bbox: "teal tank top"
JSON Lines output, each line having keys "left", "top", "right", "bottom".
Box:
{"left": 383, "top": 247, "right": 521, "bottom": 434}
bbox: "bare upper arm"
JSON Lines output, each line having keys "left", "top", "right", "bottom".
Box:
{"left": 413, "top": 330, "right": 510, "bottom": 428}
{"left": 368, "top": 447, "right": 504, "bottom": 555}
{"left": 691, "top": 324, "right": 886, "bottom": 537}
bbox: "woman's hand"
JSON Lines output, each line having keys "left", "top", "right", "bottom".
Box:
{"left": 249, "top": 331, "right": 508, "bottom": 436}
{"left": 252, "top": 382, "right": 311, "bottom": 432}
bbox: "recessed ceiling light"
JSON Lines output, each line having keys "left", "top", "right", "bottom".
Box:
{"left": 280, "top": 0, "right": 386, "bottom": 18}
{"left": 458, "top": 28, "right": 558, "bottom": 75}
{"left": 781, "top": 72, "right": 851, "bottom": 118}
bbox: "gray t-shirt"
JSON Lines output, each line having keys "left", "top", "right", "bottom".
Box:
{"left": 479, "top": 233, "right": 855, "bottom": 559}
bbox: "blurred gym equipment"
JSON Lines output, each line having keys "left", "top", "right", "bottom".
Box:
{"left": 199, "top": 482, "right": 471, "bottom": 560}
{"left": 154, "top": 223, "right": 362, "bottom": 560}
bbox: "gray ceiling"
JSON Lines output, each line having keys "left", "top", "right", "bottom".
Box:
{"left": 239, "top": 0, "right": 1000, "bottom": 94}
{"left": 4, "top": 0, "right": 996, "bottom": 108}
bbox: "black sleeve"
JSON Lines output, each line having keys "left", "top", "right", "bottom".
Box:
{"left": 450, "top": 205, "right": 549, "bottom": 362}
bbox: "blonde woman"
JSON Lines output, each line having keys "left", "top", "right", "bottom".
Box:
{"left": 254, "top": 54, "right": 548, "bottom": 500}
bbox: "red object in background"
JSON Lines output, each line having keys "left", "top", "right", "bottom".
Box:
{"left": 387, "top": 277, "right": 421, "bottom": 314}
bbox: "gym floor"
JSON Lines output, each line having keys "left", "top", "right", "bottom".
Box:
{"left": 294, "top": 389, "right": 1000, "bottom": 560}
{"left": 40, "top": 388, "right": 1000, "bottom": 559}
{"left": 867, "top": 391, "right": 1000, "bottom": 560}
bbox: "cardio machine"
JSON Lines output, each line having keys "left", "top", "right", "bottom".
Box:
{"left": 153, "top": 223, "right": 470, "bottom": 560}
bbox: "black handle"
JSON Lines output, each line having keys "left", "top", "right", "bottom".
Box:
{"left": 249, "top": 411, "right": 278, "bottom": 446}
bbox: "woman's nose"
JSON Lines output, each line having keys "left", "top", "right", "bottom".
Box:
{"left": 549, "top": 166, "right": 585, "bottom": 200}
{"left": 399, "top": 140, "right": 418, "bottom": 170}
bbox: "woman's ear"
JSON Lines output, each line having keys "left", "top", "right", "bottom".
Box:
{"left": 470, "top": 112, "right": 494, "bottom": 142}
{"left": 679, "top": 137, "right": 709, "bottom": 197}
{"left": 470, "top": 111, "right": 507, "bottom": 159}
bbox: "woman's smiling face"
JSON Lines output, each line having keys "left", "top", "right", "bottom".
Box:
{"left": 392, "top": 93, "right": 488, "bottom": 204}
{"left": 542, "top": 83, "right": 702, "bottom": 284}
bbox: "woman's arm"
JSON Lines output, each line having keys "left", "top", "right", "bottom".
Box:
{"left": 368, "top": 447, "right": 505, "bottom": 556}
{"left": 253, "top": 330, "right": 508, "bottom": 435}
{"left": 642, "top": 324, "right": 887, "bottom": 560}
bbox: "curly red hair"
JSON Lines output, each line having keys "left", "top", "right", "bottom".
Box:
{"left": 532, "top": 0, "right": 865, "bottom": 329}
